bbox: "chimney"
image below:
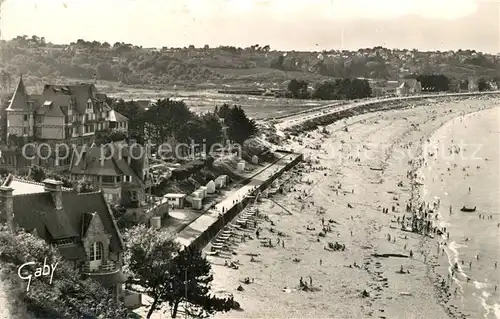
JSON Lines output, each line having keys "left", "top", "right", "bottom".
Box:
{"left": 43, "top": 179, "right": 64, "bottom": 210}
{"left": 0, "top": 186, "right": 15, "bottom": 232}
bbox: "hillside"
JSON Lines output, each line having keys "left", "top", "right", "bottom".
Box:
{"left": 0, "top": 36, "right": 498, "bottom": 93}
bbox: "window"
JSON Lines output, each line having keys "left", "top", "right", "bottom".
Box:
{"left": 87, "top": 101, "right": 92, "bottom": 110}
{"left": 89, "top": 242, "right": 103, "bottom": 261}
{"left": 23, "top": 127, "right": 28, "bottom": 135}
{"left": 23, "top": 114, "right": 29, "bottom": 121}
{"left": 102, "top": 176, "right": 114, "bottom": 183}
{"left": 56, "top": 238, "right": 74, "bottom": 246}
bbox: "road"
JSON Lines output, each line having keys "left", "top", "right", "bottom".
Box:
{"left": 274, "top": 91, "right": 500, "bottom": 131}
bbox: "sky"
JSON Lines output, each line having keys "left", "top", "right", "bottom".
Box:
{"left": 1, "top": 0, "right": 499, "bottom": 53}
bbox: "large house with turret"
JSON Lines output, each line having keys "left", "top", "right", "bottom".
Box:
{"left": 0, "top": 76, "right": 128, "bottom": 173}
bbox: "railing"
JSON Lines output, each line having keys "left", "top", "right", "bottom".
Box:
{"left": 101, "top": 181, "right": 120, "bottom": 187}
{"left": 83, "top": 260, "right": 119, "bottom": 274}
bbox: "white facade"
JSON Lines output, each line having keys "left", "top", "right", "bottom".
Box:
{"left": 164, "top": 193, "right": 186, "bottom": 209}
{"left": 206, "top": 180, "right": 216, "bottom": 194}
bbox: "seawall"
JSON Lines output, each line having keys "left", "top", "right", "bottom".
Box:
{"left": 285, "top": 92, "right": 500, "bottom": 134}
{"left": 280, "top": 91, "right": 500, "bottom": 131}
{"left": 181, "top": 152, "right": 303, "bottom": 251}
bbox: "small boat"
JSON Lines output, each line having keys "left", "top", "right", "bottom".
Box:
{"left": 460, "top": 206, "right": 476, "bottom": 212}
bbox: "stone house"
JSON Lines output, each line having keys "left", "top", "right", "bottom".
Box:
{"left": 0, "top": 175, "right": 126, "bottom": 301}
{"left": 69, "top": 141, "right": 152, "bottom": 207}
{"left": 397, "top": 75, "right": 422, "bottom": 96}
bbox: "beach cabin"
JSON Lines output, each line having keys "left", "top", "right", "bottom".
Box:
{"left": 199, "top": 186, "right": 207, "bottom": 197}
{"left": 206, "top": 180, "right": 216, "bottom": 194}
{"left": 164, "top": 193, "right": 186, "bottom": 209}
{"left": 192, "top": 190, "right": 204, "bottom": 199}
{"left": 215, "top": 175, "right": 228, "bottom": 189}
{"left": 251, "top": 155, "right": 259, "bottom": 165}
{"left": 191, "top": 197, "right": 203, "bottom": 210}
{"left": 215, "top": 176, "right": 224, "bottom": 189}
{"left": 237, "top": 160, "right": 246, "bottom": 171}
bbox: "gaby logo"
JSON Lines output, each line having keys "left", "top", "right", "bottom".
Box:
{"left": 17, "top": 257, "right": 58, "bottom": 292}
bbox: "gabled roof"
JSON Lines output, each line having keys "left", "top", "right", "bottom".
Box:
{"left": 107, "top": 110, "right": 129, "bottom": 123}
{"left": 36, "top": 94, "right": 72, "bottom": 117}
{"left": 41, "top": 83, "right": 102, "bottom": 115}
{"left": 399, "top": 82, "right": 411, "bottom": 89}
{"left": 7, "top": 76, "right": 30, "bottom": 111}
{"left": 5, "top": 176, "right": 125, "bottom": 258}
{"left": 70, "top": 146, "right": 123, "bottom": 176}
{"left": 70, "top": 143, "right": 138, "bottom": 178}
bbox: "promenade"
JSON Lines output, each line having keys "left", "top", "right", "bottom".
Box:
{"left": 175, "top": 152, "right": 300, "bottom": 248}
{"left": 276, "top": 91, "right": 500, "bottom": 131}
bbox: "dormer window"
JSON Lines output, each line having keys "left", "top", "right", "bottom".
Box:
{"left": 87, "top": 101, "right": 92, "bottom": 110}
{"left": 55, "top": 238, "right": 74, "bottom": 246}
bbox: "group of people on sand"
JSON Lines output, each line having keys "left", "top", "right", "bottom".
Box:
{"left": 478, "top": 214, "right": 493, "bottom": 220}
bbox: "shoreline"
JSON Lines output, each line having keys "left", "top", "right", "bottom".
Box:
{"left": 415, "top": 106, "right": 500, "bottom": 319}
{"left": 208, "top": 97, "right": 499, "bottom": 319}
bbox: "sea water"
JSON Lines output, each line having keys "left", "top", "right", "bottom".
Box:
{"left": 422, "top": 106, "right": 500, "bottom": 319}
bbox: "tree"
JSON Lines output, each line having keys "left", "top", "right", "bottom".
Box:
{"left": 123, "top": 226, "right": 235, "bottom": 318}
{"left": 96, "top": 62, "right": 115, "bottom": 80}
{"left": 144, "top": 99, "right": 196, "bottom": 145}
{"left": 216, "top": 105, "right": 257, "bottom": 144}
{"left": 200, "top": 112, "right": 223, "bottom": 155}
{"left": 270, "top": 55, "right": 284, "bottom": 70}
{"left": 74, "top": 179, "right": 95, "bottom": 193}
{"left": 287, "top": 79, "right": 310, "bottom": 99}
{"left": 311, "top": 78, "right": 371, "bottom": 100}
{"left": 477, "top": 78, "right": 490, "bottom": 91}
{"left": 416, "top": 74, "right": 450, "bottom": 92}
{"left": 459, "top": 79, "right": 469, "bottom": 91}
{"left": 123, "top": 226, "right": 181, "bottom": 318}
{"left": 94, "top": 129, "right": 127, "bottom": 145}
{"left": 112, "top": 99, "right": 145, "bottom": 143}
{"left": 166, "top": 246, "right": 235, "bottom": 318}
{"left": 312, "top": 81, "right": 336, "bottom": 100}
{"left": 0, "top": 226, "right": 127, "bottom": 318}
{"left": 27, "top": 165, "right": 45, "bottom": 182}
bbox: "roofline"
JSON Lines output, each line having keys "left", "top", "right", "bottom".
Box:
{"left": 102, "top": 196, "right": 125, "bottom": 251}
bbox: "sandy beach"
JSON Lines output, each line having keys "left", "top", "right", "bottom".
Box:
{"left": 208, "top": 96, "right": 499, "bottom": 319}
